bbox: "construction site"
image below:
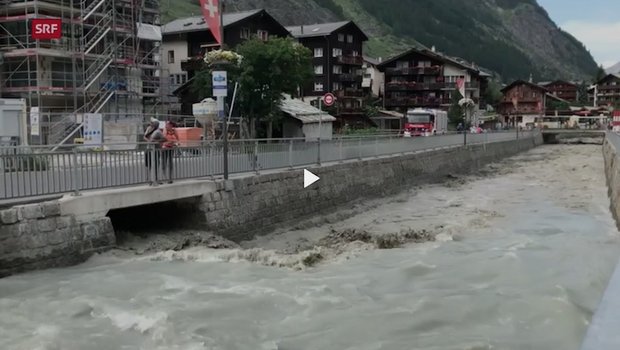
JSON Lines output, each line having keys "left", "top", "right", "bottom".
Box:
{"left": 0, "top": 0, "right": 166, "bottom": 146}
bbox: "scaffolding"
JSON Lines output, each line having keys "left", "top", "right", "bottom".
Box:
{"left": 0, "top": 0, "right": 164, "bottom": 145}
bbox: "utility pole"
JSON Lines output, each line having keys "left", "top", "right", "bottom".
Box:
{"left": 219, "top": 0, "right": 228, "bottom": 180}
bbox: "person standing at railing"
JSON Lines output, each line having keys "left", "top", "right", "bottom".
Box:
{"left": 162, "top": 121, "right": 179, "bottom": 184}
{"left": 144, "top": 119, "right": 166, "bottom": 185}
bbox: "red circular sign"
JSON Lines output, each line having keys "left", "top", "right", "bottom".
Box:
{"left": 323, "top": 93, "right": 336, "bottom": 107}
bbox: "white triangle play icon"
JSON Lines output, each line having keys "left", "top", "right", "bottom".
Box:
{"left": 304, "top": 169, "right": 320, "bottom": 188}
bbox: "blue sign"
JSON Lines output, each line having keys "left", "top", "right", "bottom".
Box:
{"left": 212, "top": 70, "right": 227, "bottom": 97}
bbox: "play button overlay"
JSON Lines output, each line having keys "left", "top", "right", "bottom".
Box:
{"left": 304, "top": 169, "right": 320, "bottom": 188}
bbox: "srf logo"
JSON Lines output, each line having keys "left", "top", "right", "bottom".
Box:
{"left": 31, "top": 19, "right": 62, "bottom": 40}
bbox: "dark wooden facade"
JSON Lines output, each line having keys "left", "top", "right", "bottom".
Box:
{"left": 595, "top": 74, "right": 620, "bottom": 107}
{"left": 288, "top": 21, "right": 369, "bottom": 121}
{"left": 542, "top": 80, "right": 578, "bottom": 102}
{"left": 498, "top": 80, "right": 548, "bottom": 116}
{"left": 377, "top": 48, "right": 486, "bottom": 113}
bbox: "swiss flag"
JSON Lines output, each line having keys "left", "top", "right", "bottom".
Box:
{"left": 200, "top": 0, "right": 222, "bottom": 44}
{"left": 456, "top": 78, "right": 465, "bottom": 98}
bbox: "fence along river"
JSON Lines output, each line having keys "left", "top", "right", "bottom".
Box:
{"left": 0, "top": 143, "right": 617, "bottom": 349}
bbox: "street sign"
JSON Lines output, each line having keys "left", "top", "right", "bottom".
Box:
{"left": 31, "top": 18, "right": 62, "bottom": 40}
{"left": 212, "top": 70, "right": 227, "bottom": 97}
{"left": 322, "top": 92, "right": 335, "bottom": 107}
{"left": 83, "top": 113, "right": 103, "bottom": 145}
{"left": 30, "top": 107, "right": 40, "bottom": 136}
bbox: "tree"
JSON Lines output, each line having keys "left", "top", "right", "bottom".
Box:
{"left": 192, "top": 37, "right": 313, "bottom": 138}
{"left": 235, "top": 37, "right": 313, "bottom": 138}
{"left": 596, "top": 64, "right": 607, "bottom": 82}
{"left": 577, "top": 82, "right": 589, "bottom": 106}
{"left": 448, "top": 91, "right": 464, "bottom": 126}
{"left": 483, "top": 80, "right": 503, "bottom": 108}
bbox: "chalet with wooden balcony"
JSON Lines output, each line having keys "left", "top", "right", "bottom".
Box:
{"left": 161, "top": 9, "right": 290, "bottom": 114}
{"left": 594, "top": 74, "right": 620, "bottom": 107}
{"left": 377, "top": 47, "right": 486, "bottom": 113}
{"left": 541, "top": 80, "right": 578, "bottom": 102}
{"left": 286, "top": 21, "right": 369, "bottom": 125}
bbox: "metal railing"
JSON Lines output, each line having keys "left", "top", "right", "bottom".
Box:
{"left": 0, "top": 131, "right": 539, "bottom": 200}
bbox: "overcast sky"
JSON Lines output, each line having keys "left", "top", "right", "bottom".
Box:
{"left": 537, "top": 0, "right": 620, "bottom": 68}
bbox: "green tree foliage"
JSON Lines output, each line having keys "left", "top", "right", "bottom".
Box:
{"left": 447, "top": 92, "right": 463, "bottom": 126}
{"left": 192, "top": 37, "right": 313, "bottom": 137}
{"left": 577, "top": 82, "right": 589, "bottom": 106}
{"left": 483, "top": 80, "right": 503, "bottom": 108}
{"left": 547, "top": 99, "right": 571, "bottom": 111}
{"left": 595, "top": 64, "right": 607, "bottom": 82}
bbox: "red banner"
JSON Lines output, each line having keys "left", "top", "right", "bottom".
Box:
{"left": 199, "top": 0, "right": 222, "bottom": 44}
{"left": 31, "top": 18, "right": 62, "bottom": 40}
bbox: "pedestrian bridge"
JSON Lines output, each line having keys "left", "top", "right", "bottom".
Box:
{"left": 540, "top": 129, "right": 605, "bottom": 143}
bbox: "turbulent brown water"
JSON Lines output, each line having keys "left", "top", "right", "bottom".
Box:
{"left": 1, "top": 145, "right": 619, "bottom": 350}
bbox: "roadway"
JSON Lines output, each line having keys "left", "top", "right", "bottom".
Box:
{"left": 0, "top": 132, "right": 529, "bottom": 201}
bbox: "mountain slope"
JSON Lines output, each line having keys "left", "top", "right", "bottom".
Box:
{"left": 162, "top": 0, "right": 598, "bottom": 81}
{"left": 607, "top": 61, "right": 620, "bottom": 75}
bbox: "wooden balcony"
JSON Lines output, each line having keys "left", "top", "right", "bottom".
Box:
{"left": 335, "top": 89, "right": 365, "bottom": 98}
{"left": 336, "top": 55, "right": 364, "bottom": 65}
{"left": 386, "top": 82, "right": 446, "bottom": 91}
{"left": 385, "top": 66, "right": 442, "bottom": 76}
{"left": 180, "top": 57, "right": 205, "bottom": 72}
{"left": 385, "top": 96, "right": 450, "bottom": 107}
{"left": 336, "top": 73, "right": 363, "bottom": 83}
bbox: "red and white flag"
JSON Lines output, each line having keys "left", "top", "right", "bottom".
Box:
{"left": 200, "top": 0, "right": 222, "bottom": 44}
{"left": 456, "top": 78, "right": 465, "bottom": 98}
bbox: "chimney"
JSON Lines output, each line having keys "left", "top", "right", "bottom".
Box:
{"left": 379, "top": 57, "right": 382, "bottom": 63}
{"left": 301, "top": 25, "right": 304, "bottom": 35}
{"left": 431, "top": 45, "right": 436, "bottom": 52}
{"left": 529, "top": 73, "right": 533, "bottom": 83}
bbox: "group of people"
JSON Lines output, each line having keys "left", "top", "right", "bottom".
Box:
{"left": 144, "top": 118, "right": 179, "bottom": 185}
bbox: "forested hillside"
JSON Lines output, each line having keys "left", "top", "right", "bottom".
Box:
{"left": 161, "top": 0, "right": 599, "bottom": 82}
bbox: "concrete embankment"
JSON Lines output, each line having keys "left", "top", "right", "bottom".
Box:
{"left": 0, "top": 135, "right": 543, "bottom": 277}
{"left": 582, "top": 133, "right": 620, "bottom": 350}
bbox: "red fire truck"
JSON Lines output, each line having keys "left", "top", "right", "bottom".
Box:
{"left": 403, "top": 108, "right": 448, "bottom": 137}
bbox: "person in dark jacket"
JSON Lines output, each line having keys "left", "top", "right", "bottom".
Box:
{"left": 144, "top": 119, "right": 166, "bottom": 185}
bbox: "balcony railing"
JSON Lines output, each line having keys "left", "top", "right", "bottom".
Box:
{"left": 442, "top": 82, "right": 480, "bottom": 89}
{"left": 385, "top": 66, "right": 442, "bottom": 76}
{"left": 336, "top": 73, "right": 363, "bottom": 83}
{"left": 385, "top": 97, "right": 451, "bottom": 107}
{"left": 335, "top": 89, "right": 365, "bottom": 98}
{"left": 336, "top": 55, "right": 364, "bottom": 65}
{"left": 386, "top": 82, "right": 446, "bottom": 91}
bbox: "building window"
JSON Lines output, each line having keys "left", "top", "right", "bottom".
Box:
{"left": 169, "top": 73, "right": 187, "bottom": 86}
{"left": 347, "top": 34, "right": 353, "bottom": 43}
{"left": 333, "top": 82, "right": 342, "bottom": 91}
{"left": 314, "top": 82, "right": 324, "bottom": 92}
{"left": 167, "top": 50, "right": 174, "bottom": 64}
{"left": 314, "top": 47, "right": 323, "bottom": 57}
{"left": 338, "top": 33, "right": 345, "bottom": 42}
{"left": 314, "top": 65, "right": 324, "bottom": 75}
{"left": 352, "top": 50, "right": 359, "bottom": 57}
{"left": 332, "top": 48, "right": 342, "bottom": 57}
{"left": 240, "top": 28, "right": 251, "bottom": 39}
{"left": 257, "top": 30, "right": 269, "bottom": 41}
{"left": 333, "top": 65, "right": 342, "bottom": 74}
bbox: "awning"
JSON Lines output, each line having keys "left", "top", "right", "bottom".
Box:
{"left": 280, "top": 95, "right": 336, "bottom": 124}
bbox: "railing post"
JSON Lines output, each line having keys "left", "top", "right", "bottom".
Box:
{"left": 317, "top": 137, "right": 321, "bottom": 166}
{"left": 358, "top": 137, "right": 362, "bottom": 160}
{"left": 71, "top": 147, "right": 81, "bottom": 196}
{"left": 253, "top": 140, "right": 259, "bottom": 174}
{"left": 288, "top": 139, "right": 293, "bottom": 169}
{"left": 463, "top": 130, "right": 467, "bottom": 146}
{"left": 149, "top": 144, "right": 158, "bottom": 186}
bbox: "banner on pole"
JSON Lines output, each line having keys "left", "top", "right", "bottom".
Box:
{"left": 30, "top": 107, "right": 40, "bottom": 136}
{"left": 83, "top": 113, "right": 103, "bottom": 145}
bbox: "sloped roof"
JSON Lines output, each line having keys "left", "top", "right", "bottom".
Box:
{"left": 162, "top": 10, "right": 263, "bottom": 35}
{"left": 363, "top": 56, "right": 381, "bottom": 66}
{"left": 280, "top": 95, "right": 336, "bottom": 124}
{"left": 286, "top": 21, "right": 368, "bottom": 40}
{"left": 596, "top": 73, "right": 620, "bottom": 85}
{"left": 501, "top": 80, "right": 548, "bottom": 93}
{"left": 377, "top": 47, "right": 483, "bottom": 75}
{"left": 286, "top": 21, "right": 349, "bottom": 37}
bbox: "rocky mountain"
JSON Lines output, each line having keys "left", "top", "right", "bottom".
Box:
{"left": 161, "top": 0, "right": 598, "bottom": 82}
{"left": 606, "top": 62, "right": 620, "bottom": 75}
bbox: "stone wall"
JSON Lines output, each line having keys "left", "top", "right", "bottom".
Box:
{"left": 0, "top": 134, "right": 542, "bottom": 277}
{"left": 603, "top": 136, "right": 620, "bottom": 229}
{"left": 0, "top": 202, "right": 115, "bottom": 277}
{"left": 201, "top": 136, "right": 543, "bottom": 241}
